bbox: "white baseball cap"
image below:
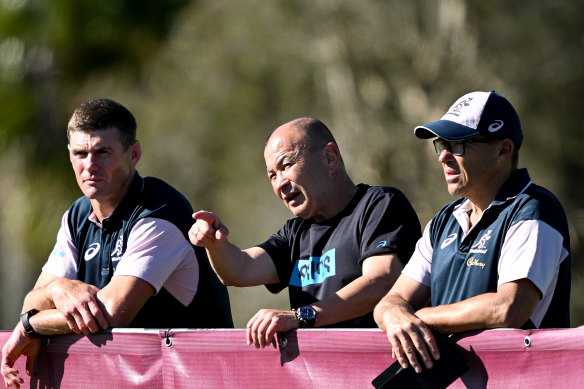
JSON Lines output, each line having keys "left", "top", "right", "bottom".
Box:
{"left": 414, "top": 91, "right": 523, "bottom": 149}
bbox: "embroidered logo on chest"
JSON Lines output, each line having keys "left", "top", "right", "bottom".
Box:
{"left": 470, "top": 230, "right": 492, "bottom": 254}
{"left": 466, "top": 256, "right": 486, "bottom": 269}
{"left": 111, "top": 235, "right": 124, "bottom": 261}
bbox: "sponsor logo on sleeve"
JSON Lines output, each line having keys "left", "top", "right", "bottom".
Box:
{"left": 51, "top": 247, "right": 66, "bottom": 258}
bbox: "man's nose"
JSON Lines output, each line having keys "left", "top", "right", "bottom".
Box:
{"left": 85, "top": 153, "right": 99, "bottom": 171}
{"left": 438, "top": 148, "right": 454, "bottom": 162}
{"left": 276, "top": 172, "right": 290, "bottom": 191}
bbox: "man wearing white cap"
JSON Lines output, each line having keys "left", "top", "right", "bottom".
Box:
{"left": 374, "top": 91, "right": 571, "bottom": 374}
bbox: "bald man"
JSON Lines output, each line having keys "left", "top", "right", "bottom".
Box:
{"left": 190, "top": 117, "right": 421, "bottom": 348}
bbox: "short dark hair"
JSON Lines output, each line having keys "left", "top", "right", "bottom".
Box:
{"left": 67, "top": 98, "right": 137, "bottom": 149}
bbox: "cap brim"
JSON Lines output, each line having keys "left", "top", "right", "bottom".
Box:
{"left": 414, "top": 120, "right": 480, "bottom": 141}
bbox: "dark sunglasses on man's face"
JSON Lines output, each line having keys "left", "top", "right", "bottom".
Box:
{"left": 432, "top": 137, "right": 497, "bottom": 156}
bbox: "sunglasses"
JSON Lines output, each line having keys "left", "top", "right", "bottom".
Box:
{"left": 433, "top": 137, "right": 498, "bottom": 156}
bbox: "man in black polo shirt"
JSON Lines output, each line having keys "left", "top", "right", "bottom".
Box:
{"left": 2, "top": 99, "right": 232, "bottom": 388}
{"left": 374, "top": 91, "right": 571, "bottom": 374}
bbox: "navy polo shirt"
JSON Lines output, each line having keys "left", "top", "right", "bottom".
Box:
{"left": 406, "top": 169, "right": 570, "bottom": 328}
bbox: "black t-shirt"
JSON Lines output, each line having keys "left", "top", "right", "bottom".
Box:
{"left": 258, "top": 184, "right": 421, "bottom": 328}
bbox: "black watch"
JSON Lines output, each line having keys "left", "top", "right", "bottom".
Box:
{"left": 20, "top": 309, "right": 42, "bottom": 338}
{"left": 294, "top": 305, "right": 317, "bottom": 328}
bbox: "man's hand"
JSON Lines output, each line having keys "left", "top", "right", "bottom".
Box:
{"left": 376, "top": 303, "right": 440, "bottom": 373}
{"left": 189, "top": 211, "right": 229, "bottom": 247}
{"left": 246, "top": 309, "right": 298, "bottom": 349}
{"left": 46, "top": 278, "right": 108, "bottom": 335}
{"left": 189, "top": 211, "right": 279, "bottom": 287}
{"left": 1, "top": 323, "right": 42, "bottom": 388}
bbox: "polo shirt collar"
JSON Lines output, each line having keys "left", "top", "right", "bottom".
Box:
{"left": 88, "top": 172, "right": 144, "bottom": 227}
{"left": 493, "top": 168, "right": 532, "bottom": 203}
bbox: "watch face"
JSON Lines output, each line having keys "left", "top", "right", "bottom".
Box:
{"left": 299, "top": 306, "right": 317, "bottom": 321}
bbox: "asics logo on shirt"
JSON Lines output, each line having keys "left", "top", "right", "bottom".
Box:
{"left": 441, "top": 233, "right": 458, "bottom": 249}
{"left": 376, "top": 240, "right": 387, "bottom": 248}
{"left": 289, "top": 248, "right": 336, "bottom": 287}
{"left": 84, "top": 243, "right": 101, "bottom": 261}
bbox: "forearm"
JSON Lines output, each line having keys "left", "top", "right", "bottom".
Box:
{"left": 22, "top": 287, "right": 55, "bottom": 313}
{"left": 28, "top": 309, "right": 73, "bottom": 336}
{"left": 205, "top": 242, "right": 249, "bottom": 285}
{"left": 25, "top": 287, "right": 124, "bottom": 336}
{"left": 415, "top": 298, "right": 495, "bottom": 333}
{"left": 207, "top": 245, "right": 277, "bottom": 287}
{"left": 415, "top": 286, "right": 537, "bottom": 332}
{"left": 373, "top": 293, "right": 417, "bottom": 331}
{"left": 93, "top": 275, "right": 155, "bottom": 328}
{"left": 21, "top": 272, "right": 65, "bottom": 313}
{"left": 22, "top": 277, "right": 98, "bottom": 315}
{"left": 313, "top": 275, "right": 395, "bottom": 327}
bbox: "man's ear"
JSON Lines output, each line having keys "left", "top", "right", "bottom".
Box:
{"left": 129, "top": 140, "right": 142, "bottom": 167}
{"left": 498, "top": 139, "right": 514, "bottom": 159}
{"left": 323, "top": 142, "right": 340, "bottom": 173}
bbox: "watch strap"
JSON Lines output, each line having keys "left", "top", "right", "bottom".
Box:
{"left": 293, "top": 308, "right": 305, "bottom": 328}
{"left": 20, "top": 309, "right": 42, "bottom": 338}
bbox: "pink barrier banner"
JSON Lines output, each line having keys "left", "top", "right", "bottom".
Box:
{"left": 2, "top": 328, "right": 584, "bottom": 388}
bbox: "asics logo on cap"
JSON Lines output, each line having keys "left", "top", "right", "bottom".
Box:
{"left": 488, "top": 120, "right": 504, "bottom": 132}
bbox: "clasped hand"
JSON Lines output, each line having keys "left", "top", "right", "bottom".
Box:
{"left": 47, "top": 278, "right": 108, "bottom": 335}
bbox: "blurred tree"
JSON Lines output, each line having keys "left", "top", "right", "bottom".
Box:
{"left": 0, "top": 0, "right": 192, "bottom": 327}
{"left": 0, "top": 0, "right": 582, "bottom": 329}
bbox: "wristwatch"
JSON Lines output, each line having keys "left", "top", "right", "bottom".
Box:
{"left": 294, "top": 305, "right": 317, "bottom": 328}
{"left": 20, "top": 309, "right": 42, "bottom": 338}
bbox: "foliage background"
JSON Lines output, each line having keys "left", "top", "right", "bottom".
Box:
{"left": 0, "top": 0, "right": 582, "bottom": 328}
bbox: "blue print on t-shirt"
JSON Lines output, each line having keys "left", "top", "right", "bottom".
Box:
{"left": 289, "top": 248, "right": 336, "bottom": 287}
